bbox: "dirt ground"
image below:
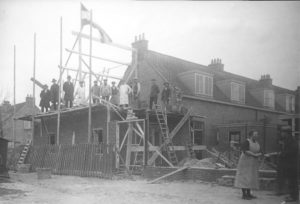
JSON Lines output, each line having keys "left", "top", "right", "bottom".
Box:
{"left": 0, "top": 172, "right": 295, "bottom": 204}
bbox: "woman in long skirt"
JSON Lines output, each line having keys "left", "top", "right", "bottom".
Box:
{"left": 234, "top": 130, "right": 262, "bottom": 200}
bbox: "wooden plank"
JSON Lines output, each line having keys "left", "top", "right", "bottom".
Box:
{"left": 148, "top": 166, "right": 189, "bottom": 184}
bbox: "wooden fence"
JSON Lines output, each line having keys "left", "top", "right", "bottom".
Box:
{"left": 26, "top": 144, "right": 114, "bottom": 178}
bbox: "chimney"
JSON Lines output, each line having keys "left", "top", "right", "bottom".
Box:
{"left": 132, "top": 33, "right": 148, "bottom": 61}
{"left": 26, "top": 95, "right": 34, "bottom": 105}
{"left": 1, "top": 100, "right": 11, "bottom": 112}
{"left": 259, "top": 74, "right": 272, "bottom": 88}
{"left": 208, "top": 58, "right": 224, "bottom": 71}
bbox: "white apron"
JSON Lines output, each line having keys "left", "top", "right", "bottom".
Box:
{"left": 234, "top": 139, "right": 260, "bottom": 189}
{"left": 119, "top": 84, "right": 131, "bottom": 105}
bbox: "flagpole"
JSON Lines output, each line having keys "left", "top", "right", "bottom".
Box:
{"left": 87, "top": 9, "right": 93, "bottom": 143}
{"left": 79, "top": 4, "right": 82, "bottom": 81}
{"left": 13, "top": 45, "right": 16, "bottom": 148}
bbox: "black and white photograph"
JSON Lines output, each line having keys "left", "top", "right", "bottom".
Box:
{"left": 0, "top": 1, "right": 299, "bottom": 204}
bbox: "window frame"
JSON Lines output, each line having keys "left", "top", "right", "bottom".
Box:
{"left": 263, "top": 89, "right": 275, "bottom": 109}
{"left": 194, "top": 73, "right": 213, "bottom": 97}
{"left": 285, "top": 94, "right": 295, "bottom": 112}
{"left": 230, "top": 82, "right": 245, "bottom": 104}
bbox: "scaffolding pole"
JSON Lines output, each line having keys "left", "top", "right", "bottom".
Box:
{"left": 87, "top": 10, "right": 93, "bottom": 143}
{"left": 32, "top": 33, "right": 36, "bottom": 146}
{"left": 57, "top": 17, "right": 63, "bottom": 145}
{"left": 13, "top": 45, "right": 16, "bottom": 148}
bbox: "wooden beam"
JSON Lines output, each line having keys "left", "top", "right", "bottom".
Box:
{"left": 125, "top": 123, "right": 133, "bottom": 168}
{"left": 148, "top": 166, "right": 189, "bottom": 184}
{"left": 116, "top": 123, "right": 120, "bottom": 168}
{"left": 120, "top": 127, "right": 130, "bottom": 151}
{"left": 72, "top": 31, "right": 136, "bottom": 52}
{"left": 59, "top": 65, "right": 122, "bottom": 80}
{"left": 65, "top": 49, "right": 131, "bottom": 66}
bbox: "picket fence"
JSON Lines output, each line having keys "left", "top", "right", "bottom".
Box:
{"left": 26, "top": 143, "right": 114, "bottom": 178}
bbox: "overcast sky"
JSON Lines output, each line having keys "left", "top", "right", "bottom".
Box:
{"left": 0, "top": 0, "right": 299, "bottom": 104}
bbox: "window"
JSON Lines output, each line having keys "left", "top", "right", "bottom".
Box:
{"left": 286, "top": 95, "right": 295, "bottom": 112}
{"left": 231, "top": 82, "right": 245, "bottom": 103}
{"left": 23, "top": 121, "right": 32, "bottom": 129}
{"left": 93, "top": 129, "right": 103, "bottom": 154}
{"left": 48, "top": 133, "right": 56, "bottom": 145}
{"left": 191, "top": 120, "right": 204, "bottom": 145}
{"left": 92, "top": 129, "right": 103, "bottom": 144}
{"left": 264, "top": 90, "right": 274, "bottom": 109}
{"left": 195, "top": 73, "right": 213, "bottom": 96}
{"left": 229, "top": 131, "right": 241, "bottom": 144}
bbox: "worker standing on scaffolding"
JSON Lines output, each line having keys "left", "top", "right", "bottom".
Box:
{"left": 110, "top": 81, "right": 119, "bottom": 105}
{"left": 74, "top": 81, "right": 86, "bottom": 106}
{"left": 63, "top": 75, "right": 74, "bottom": 108}
{"left": 39, "top": 84, "right": 51, "bottom": 112}
{"left": 132, "top": 78, "right": 141, "bottom": 108}
{"left": 91, "top": 80, "right": 100, "bottom": 104}
{"left": 119, "top": 80, "right": 132, "bottom": 109}
{"left": 101, "top": 79, "right": 111, "bottom": 101}
{"left": 50, "top": 78, "right": 59, "bottom": 110}
{"left": 161, "top": 82, "right": 171, "bottom": 109}
{"left": 149, "top": 79, "right": 160, "bottom": 110}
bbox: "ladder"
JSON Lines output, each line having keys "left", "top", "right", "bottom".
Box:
{"left": 17, "top": 140, "right": 31, "bottom": 165}
{"left": 154, "top": 104, "right": 178, "bottom": 166}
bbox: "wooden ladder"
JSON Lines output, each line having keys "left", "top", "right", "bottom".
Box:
{"left": 154, "top": 104, "right": 178, "bottom": 166}
{"left": 17, "top": 140, "right": 31, "bottom": 165}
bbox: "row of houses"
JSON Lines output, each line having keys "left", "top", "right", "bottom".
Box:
{"left": 2, "top": 37, "right": 299, "bottom": 172}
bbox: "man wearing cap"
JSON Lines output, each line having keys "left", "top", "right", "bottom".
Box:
{"left": 101, "top": 79, "right": 111, "bottom": 101}
{"left": 149, "top": 79, "right": 160, "bottom": 110}
{"left": 50, "top": 78, "right": 59, "bottom": 110}
{"left": 110, "top": 81, "right": 119, "bottom": 105}
{"left": 74, "top": 81, "right": 86, "bottom": 105}
{"left": 91, "top": 80, "right": 100, "bottom": 104}
{"left": 277, "top": 126, "right": 299, "bottom": 202}
{"left": 161, "top": 82, "right": 171, "bottom": 107}
{"left": 39, "top": 84, "right": 51, "bottom": 112}
{"left": 63, "top": 75, "right": 74, "bottom": 108}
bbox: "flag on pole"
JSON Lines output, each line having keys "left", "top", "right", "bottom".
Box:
{"left": 80, "top": 3, "right": 112, "bottom": 43}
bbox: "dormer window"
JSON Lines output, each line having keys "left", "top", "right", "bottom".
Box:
{"left": 195, "top": 73, "right": 213, "bottom": 97}
{"left": 264, "top": 89, "right": 274, "bottom": 109}
{"left": 286, "top": 94, "right": 295, "bottom": 112}
{"left": 230, "top": 82, "right": 245, "bottom": 104}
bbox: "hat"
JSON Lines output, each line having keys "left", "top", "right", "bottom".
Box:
{"left": 43, "top": 84, "right": 48, "bottom": 88}
{"left": 104, "top": 79, "right": 107, "bottom": 81}
{"left": 112, "top": 81, "right": 116, "bottom": 84}
{"left": 94, "top": 80, "right": 98, "bottom": 83}
{"left": 67, "top": 75, "right": 71, "bottom": 79}
{"left": 52, "top": 79, "right": 57, "bottom": 82}
{"left": 79, "top": 81, "right": 84, "bottom": 84}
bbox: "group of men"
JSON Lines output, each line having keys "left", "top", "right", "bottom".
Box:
{"left": 40, "top": 75, "right": 181, "bottom": 112}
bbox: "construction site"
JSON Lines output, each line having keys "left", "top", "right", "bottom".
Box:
{"left": 1, "top": 2, "right": 300, "bottom": 204}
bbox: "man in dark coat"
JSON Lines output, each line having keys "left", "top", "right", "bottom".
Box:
{"left": 161, "top": 82, "right": 171, "bottom": 106}
{"left": 278, "top": 126, "right": 299, "bottom": 202}
{"left": 40, "top": 85, "right": 51, "bottom": 112}
{"left": 149, "top": 79, "right": 160, "bottom": 110}
{"left": 63, "top": 75, "right": 74, "bottom": 108}
{"left": 50, "top": 78, "right": 59, "bottom": 110}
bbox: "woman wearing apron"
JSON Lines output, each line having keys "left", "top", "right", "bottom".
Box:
{"left": 234, "top": 130, "right": 262, "bottom": 200}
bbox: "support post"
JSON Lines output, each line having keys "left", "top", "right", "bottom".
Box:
{"left": 57, "top": 17, "right": 63, "bottom": 145}
{"left": 87, "top": 10, "right": 93, "bottom": 143}
{"left": 116, "top": 123, "right": 120, "bottom": 169}
{"left": 126, "top": 123, "right": 133, "bottom": 168}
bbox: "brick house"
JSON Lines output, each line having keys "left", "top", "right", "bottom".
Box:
{"left": 123, "top": 37, "right": 298, "bottom": 155}
{"left": 0, "top": 96, "right": 39, "bottom": 147}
